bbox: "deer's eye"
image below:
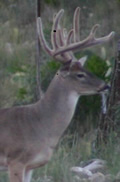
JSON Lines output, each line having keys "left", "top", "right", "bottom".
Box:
{"left": 77, "top": 74, "right": 85, "bottom": 78}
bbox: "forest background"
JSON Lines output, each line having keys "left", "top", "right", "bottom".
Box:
{"left": 0, "top": 0, "right": 120, "bottom": 181}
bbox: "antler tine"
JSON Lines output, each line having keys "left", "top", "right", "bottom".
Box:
{"left": 62, "top": 28, "right": 67, "bottom": 39}
{"left": 83, "top": 24, "right": 115, "bottom": 47}
{"left": 73, "top": 7, "right": 80, "bottom": 42}
{"left": 52, "top": 13, "right": 64, "bottom": 47}
{"left": 54, "top": 28, "right": 115, "bottom": 56}
{"left": 53, "top": 7, "right": 114, "bottom": 56}
{"left": 66, "top": 29, "right": 74, "bottom": 45}
{"left": 93, "top": 31, "right": 115, "bottom": 45}
{"left": 57, "top": 29, "right": 64, "bottom": 46}
{"left": 90, "top": 24, "right": 100, "bottom": 35}
{"left": 37, "top": 17, "right": 53, "bottom": 56}
{"left": 38, "top": 8, "right": 115, "bottom": 64}
{"left": 51, "top": 9, "right": 64, "bottom": 50}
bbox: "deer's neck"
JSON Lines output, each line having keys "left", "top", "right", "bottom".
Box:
{"left": 37, "top": 72, "right": 80, "bottom": 145}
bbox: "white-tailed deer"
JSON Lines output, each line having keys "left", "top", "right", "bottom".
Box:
{"left": 0, "top": 7, "right": 114, "bottom": 182}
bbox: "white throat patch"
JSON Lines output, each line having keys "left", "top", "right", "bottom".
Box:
{"left": 67, "top": 92, "right": 80, "bottom": 117}
{"left": 68, "top": 92, "right": 80, "bottom": 106}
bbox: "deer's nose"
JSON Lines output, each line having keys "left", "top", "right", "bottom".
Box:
{"left": 98, "top": 84, "right": 110, "bottom": 92}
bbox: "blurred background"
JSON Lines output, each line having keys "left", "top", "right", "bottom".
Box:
{"left": 0, "top": 0, "right": 120, "bottom": 181}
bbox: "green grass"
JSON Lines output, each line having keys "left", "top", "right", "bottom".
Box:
{"left": 32, "top": 133, "right": 92, "bottom": 182}
{"left": 31, "top": 130, "right": 120, "bottom": 182}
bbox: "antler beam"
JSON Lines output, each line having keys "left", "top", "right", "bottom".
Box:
{"left": 37, "top": 7, "right": 115, "bottom": 63}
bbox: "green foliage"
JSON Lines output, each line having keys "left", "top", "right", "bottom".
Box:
{"left": 17, "top": 87, "right": 27, "bottom": 99}
{"left": 86, "top": 55, "right": 108, "bottom": 79}
{"left": 0, "top": 43, "right": 36, "bottom": 107}
{"left": 0, "top": 172, "right": 8, "bottom": 182}
{"left": 44, "top": 0, "right": 58, "bottom": 6}
{"left": 75, "top": 51, "right": 109, "bottom": 80}
{"left": 94, "top": 131, "right": 120, "bottom": 175}
{"left": 33, "top": 133, "right": 92, "bottom": 182}
{"left": 32, "top": 130, "right": 120, "bottom": 182}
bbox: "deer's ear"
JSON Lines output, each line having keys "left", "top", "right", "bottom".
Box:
{"left": 78, "top": 56, "right": 88, "bottom": 66}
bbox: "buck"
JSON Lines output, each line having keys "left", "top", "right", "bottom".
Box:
{"left": 0, "top": 7, "right": 114, "bottom": 182}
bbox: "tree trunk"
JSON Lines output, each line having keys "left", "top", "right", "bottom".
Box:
{"left": 97, "top": 39, "right": 120, "bottom": 145}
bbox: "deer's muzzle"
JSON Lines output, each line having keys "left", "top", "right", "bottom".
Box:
{"left": 97, "top": 84, "right": 110, "bottom": 93}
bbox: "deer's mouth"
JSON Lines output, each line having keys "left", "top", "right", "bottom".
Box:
{"left": 97, "top": 84, "right": 110, "bottom": 93}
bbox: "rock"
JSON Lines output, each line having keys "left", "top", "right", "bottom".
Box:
{"left": 73, "top": 175, "right": 81, "bottom": 181}
{"left": 116, "top": 171, "right": 120, "bottom": 180}
{"left": 105, "top": 174, "right": 115, "bottom": 182}
{"left": 83, "top": 159, "right": 106, "bottom": 174}
{"left": 114, "top": 171, "right": 120, "bottom": 182}
{"left": 70, "top": 159, "right": 107, "bottom": 182}
{"left": 89, "top": 172, "right": 105, "bottom": 182}
{"left": 70, "top": 167, "right": 92, "bottom": 179}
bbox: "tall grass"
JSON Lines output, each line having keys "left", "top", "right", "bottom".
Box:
{"left": 32, "top": 132, "right": 93, "bottom": 182}
{"left": 32, "top": 128, "right": 120, "bottom": 182}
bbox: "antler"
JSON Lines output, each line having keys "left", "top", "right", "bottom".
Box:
{"left": 37, "top": 7, "right": 115, "bottom": 64}
{"left": 37, "top": 9, "right": 74, "bottom": 63}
